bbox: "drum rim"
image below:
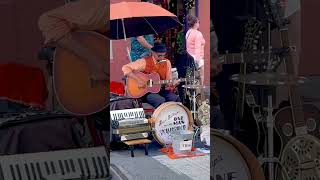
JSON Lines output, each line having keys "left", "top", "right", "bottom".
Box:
{"left": 151, "top": 102, "right": 194, "bottom": 145}
{"left": 211, "top": 129, "right": 265, "bottom": 180}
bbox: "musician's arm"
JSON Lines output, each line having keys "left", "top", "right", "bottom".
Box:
{"left": 166, "top": 60, "right": 172, "bottom": 80}
{"left": 165, "top": 61, "right": 177, "bottom": 90}
{"left": 56, "top": 33, "right": 106, "bottom": 69}
{"left": 122, "top": 59, "right": 146, "bottom": 82}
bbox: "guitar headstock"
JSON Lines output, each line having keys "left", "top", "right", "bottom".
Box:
{"left": 242, "top": 17, "right": 264, "bottom": 53}
{"left": 246, "top": 48, "right": 284, "bottom": 72}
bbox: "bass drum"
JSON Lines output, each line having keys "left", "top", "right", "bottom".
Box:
{"left": 151, "top": 102, "right": 193, "bottom": 145}
{"left": 211, "top": 129, "right": 265, "bottom": 180}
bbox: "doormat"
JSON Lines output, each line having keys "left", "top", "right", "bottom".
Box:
{"left": 160, "top": 147, "right": 206, "bottom": 159}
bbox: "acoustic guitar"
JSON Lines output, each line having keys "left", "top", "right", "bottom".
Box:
{"left": 126, "top": 71, "right": 190, "bottom": 98}
{"left": 53, "top": 31, "right": 108, "bottom": 115}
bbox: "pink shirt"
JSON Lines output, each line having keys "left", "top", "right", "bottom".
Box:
{"left": 186, "top": 29, "right": 205, "bottom": 62}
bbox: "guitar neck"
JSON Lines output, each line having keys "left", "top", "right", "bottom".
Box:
{"left": 154, "top": 78, "right": 186, "bottom": 85}
{"left": 220, "top": 53, "right": 244, "bottom": 64}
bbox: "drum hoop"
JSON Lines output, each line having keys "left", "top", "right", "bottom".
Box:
{"left": 151, "top": 102, "right": 194, "bottom": 145}
{"left": 211, "top": 129, "right": 265, "bottom": 180}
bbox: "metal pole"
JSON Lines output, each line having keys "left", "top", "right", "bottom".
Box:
{"left": 267, "top": 95, "right": 274, "bottom": 180}
{"left": 195, "top": 0, "right": 199, "bottom": 17}
{"left": 184, "top": 0, "right": 188, "bottom": 34}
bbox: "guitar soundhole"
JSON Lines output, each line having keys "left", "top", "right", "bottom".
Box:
{"left": 282, "top": 123, "right": 293, "bottom": 137}
{"left": 306, "top": 118, "right": 316, "bottom": 132}
{"left": 147, "top": 79, "right": 152, "bottom": 87}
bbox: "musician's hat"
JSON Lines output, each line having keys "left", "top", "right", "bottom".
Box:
{"left": 151, "top": 43, "right": 167, "bottom": 53}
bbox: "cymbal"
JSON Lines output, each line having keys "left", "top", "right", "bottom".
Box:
{"left": 182, "top": 84, "right": 209, "bottom": 89}
{"left": 231, "top": 72, "right": 306, "bottom": 86}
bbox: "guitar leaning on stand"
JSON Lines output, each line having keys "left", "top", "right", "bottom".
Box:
{"left": 273, "top": 20, "right": 320, "bottom": 180}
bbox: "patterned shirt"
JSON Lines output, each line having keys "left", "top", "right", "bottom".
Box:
{"left": 130, "top": 35, "right": 154, "bottom": 62}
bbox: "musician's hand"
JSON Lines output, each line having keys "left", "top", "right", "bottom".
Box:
{"left": 138, "top": 79, "right": 147, "bottom": 88}
{"left": 218, "top": 62, "right": 223, "bottom": 72}
{"left": 173, "top": 79, "right": 180, "bottom": 86}
{"left": 165, "top": 84, "right": 175, "bottom": 91}
{"left": 212, "top": 63, "right": 223, "bottom": 77}
{"left": 89, "top": 61, "right": 108, "bottom": 81}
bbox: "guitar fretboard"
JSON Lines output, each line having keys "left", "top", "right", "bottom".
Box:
{"left": 153, "top": 78, "right": 188, "bottom": 85}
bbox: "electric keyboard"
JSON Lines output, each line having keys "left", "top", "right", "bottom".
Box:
{"left": 0, "top": 146, "right": 110, "bottom": 180}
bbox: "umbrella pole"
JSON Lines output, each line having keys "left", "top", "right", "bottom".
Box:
{"left": 121, "top": 18, "right": 133, "bottom": 62}
{"left": 121, "top": 18, "right": 127, "bottom": 40}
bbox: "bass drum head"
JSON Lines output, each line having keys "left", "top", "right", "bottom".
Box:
{"left": 152, "top": 102, "right": 193, "bottom": 145}
{"left": 211, "top": 129, "right": 265, "bottom": 180}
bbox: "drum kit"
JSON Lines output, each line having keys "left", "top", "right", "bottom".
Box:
{"left": 147, "top": 63, "right": 211, "bottom": 151}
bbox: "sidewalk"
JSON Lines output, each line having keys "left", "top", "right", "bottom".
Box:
{"left": 110, "top": 140, "right": 210, "bottom": 180}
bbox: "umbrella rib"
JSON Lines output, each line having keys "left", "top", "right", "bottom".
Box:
{"left": 116, "top": 19, "right": 119, "bottom": 39}
{"left": 121, "top": 18, "right": 127, "bottom": 40}
{"left": 170, "top": 16, "right": 184, "bottom": 26}
{"left": 143, "top": 17, "right": 158, "bottom": 35}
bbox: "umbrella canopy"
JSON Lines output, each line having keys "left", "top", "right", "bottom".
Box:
{"left": 108, "top": 2, "right": 181, "bottom": 40}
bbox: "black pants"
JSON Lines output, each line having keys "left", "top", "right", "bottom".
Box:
{"left": 213, "top": 64, "right": 240, "bottom": 132}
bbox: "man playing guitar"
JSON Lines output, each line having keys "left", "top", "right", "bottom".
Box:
{"left": 122, "top": 43, "right": 181, "bottom": 108}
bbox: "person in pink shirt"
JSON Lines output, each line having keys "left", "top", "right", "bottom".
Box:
{"left": 186, "top": 15, "right": 205, "bottom": 85}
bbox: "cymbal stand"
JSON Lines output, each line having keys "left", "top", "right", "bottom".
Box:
{"left": 258, "top": 95, "right": 282, "bottom": 180}
{"left": 258, "top": 19, "right": 289, "bottom": 180}
{"left": 257, "top": 94, "right": 289, "bottom": 180}
{"left": 190, "top": 66, "right": 198, "bottom": 121}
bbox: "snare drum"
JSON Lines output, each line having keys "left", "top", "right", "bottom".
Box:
{"left": 211, "top": 129, "right": 265, "bottom": 180}
{"left": 151, "top": 102, "right": 193, "bottom": 145}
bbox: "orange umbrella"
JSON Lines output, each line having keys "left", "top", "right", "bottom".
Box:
{"left": 109, "top": 2, "right": 181, "bottom": 40}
